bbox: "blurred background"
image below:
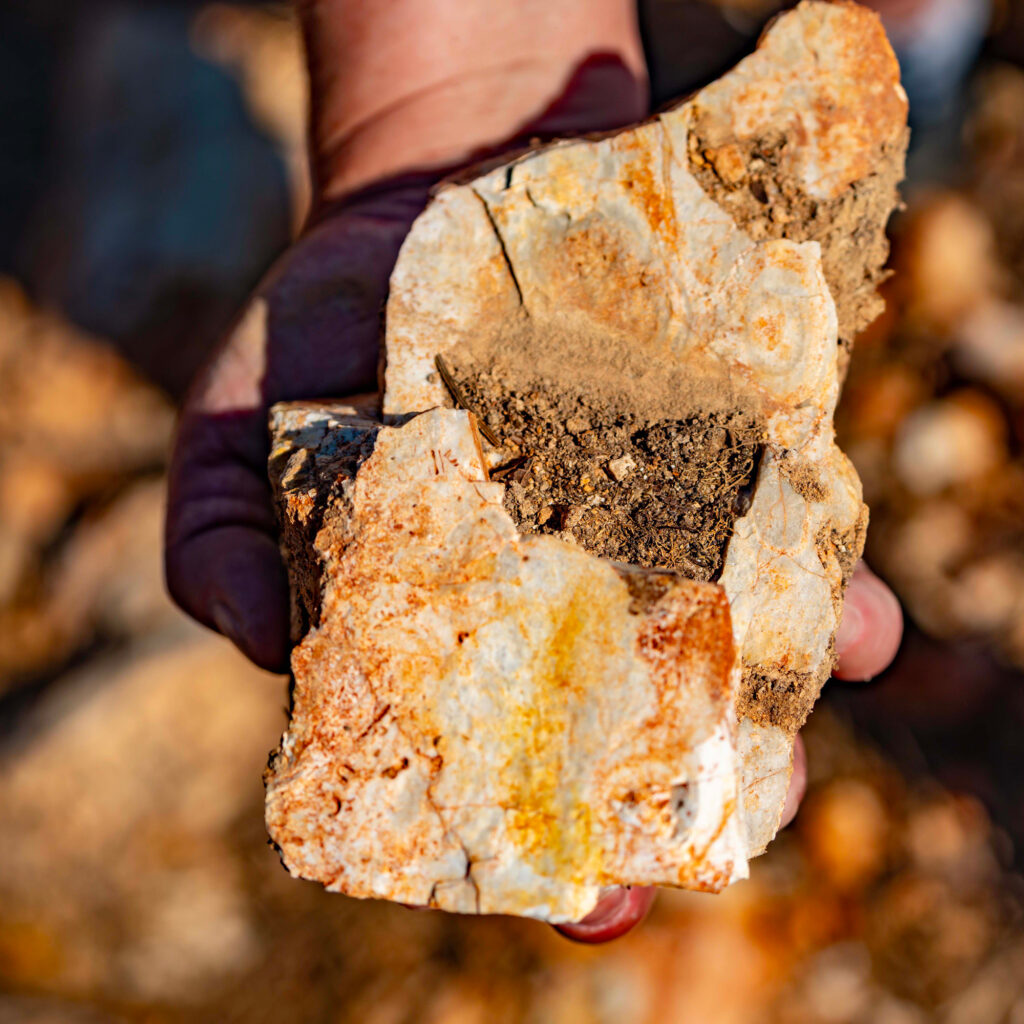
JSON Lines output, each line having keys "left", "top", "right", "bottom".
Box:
{"left": 1, "top": 0, "right": 1023, "bottom": 1021}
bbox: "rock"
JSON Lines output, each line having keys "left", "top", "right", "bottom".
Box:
{"left": 266, "top": 1, "right": 907, "bottom": 919}
{"left": 892, "top": 392, "right": 1006, "bottom": 497}
{"left": 0, "top": 280, "right": 176, "bottom": 688}
{"left": 900, "top": 194, "right": 1002, "bottom": 333}
{"left": 956, "top": 300, "right": 1024, "bottom": 399}
{"left": 266, "top": 404, "right": 746, "bottom": 922}
{"left": 0, "top": 479, "right": 175, "bottom": 685}
{"left": 606, "top": 455, "right": 636, "bottom": 482}
{"left": 0, "top": 279, "right": 173, "bottom": 483}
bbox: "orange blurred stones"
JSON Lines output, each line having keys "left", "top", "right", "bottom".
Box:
{"left": 801, "top": 779, "right": 890, "bottom": 890}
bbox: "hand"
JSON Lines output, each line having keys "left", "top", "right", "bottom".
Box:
{"left": 165, "top": 0, "right": 648, "bottom": 672}
{"left": 164, "top": 0, "right": 902, "bottom": 945}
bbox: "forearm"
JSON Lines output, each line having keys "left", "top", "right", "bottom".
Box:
{"left": 295, "top": 0, "right": 647, "bottom": 201}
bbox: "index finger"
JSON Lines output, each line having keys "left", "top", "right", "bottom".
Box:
{"left": 833, "top": 563, "right": 903, "bottom": 681}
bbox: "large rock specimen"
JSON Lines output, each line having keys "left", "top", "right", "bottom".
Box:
{"left": 265, "top": 0, "right": 907, "bottom": 922}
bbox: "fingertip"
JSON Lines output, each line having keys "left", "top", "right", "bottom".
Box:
{"left": 555, "top": 886, "right": 655, "bottom": 944}
{"left": 166, "top": 525, "right": 291, "bottom": 673}
{"left": 779, "top": 734, "right": 807, "bottom": 830}
{"left": 834, "top": 563, "right": 904, "bottom": 682}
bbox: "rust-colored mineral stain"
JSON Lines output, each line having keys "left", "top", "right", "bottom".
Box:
{"left": 635, "top": 587, "right": 736, "bottom": 763}
{"left": 752, "top": 313, "right": 786, "bottom": 353}
{"left": 618, "top": 143, "right": 679, "bottom": 251}
{"left": 500, "top": 575, "right": 619, "bottom": 884}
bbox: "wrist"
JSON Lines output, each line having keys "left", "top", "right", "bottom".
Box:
{"left": 297, "top": 0, "right": 648, "bottom": 202}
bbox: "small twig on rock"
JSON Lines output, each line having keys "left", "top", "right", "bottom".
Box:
{"left": 435, "top": 354, "right": 502, "bottom": 447}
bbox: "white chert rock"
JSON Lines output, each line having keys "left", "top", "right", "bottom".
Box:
{"left": 266, "top": 1, "right": 906, "bottom": 918}
{"left": 267, "top": 404, "right": 746, "bottom": 922}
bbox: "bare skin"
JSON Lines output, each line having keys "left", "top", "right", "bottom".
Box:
{"left": 164, "top": 0, "right": 903, "bottom": 944}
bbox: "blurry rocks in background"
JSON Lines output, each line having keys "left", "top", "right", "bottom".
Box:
{"left": 20, "top": 2, "right": 293, "bottom": 400}
{"left": 899, "top": 192, "right": 1004, "bottom": 332}
{"left": 0, "top": 280, "right": 173, "bottom": 691}
{"left": 0, "top": 621, "right": 282, "bottom": 1003}
{"left": 0, "top": 280, "right": 172, "bottom": 482}
{"left": 838, "top": 64, "right": 1024, "bottom": 671}
{"left": 762, "top": 713, "right": 1022, "bottom": 1024}
{"left": 4, "top": 665, "right": 1024, "bottom": 1024}
{"left": 0, "top": 997, "right": 122, "bottom": 1024}
{"left": 0, "top": 479, "right": 176, "bottom": 689}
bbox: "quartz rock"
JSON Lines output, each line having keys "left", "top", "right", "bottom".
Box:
{"left": 266, "top": 1, "right": 907, "bottom": 918}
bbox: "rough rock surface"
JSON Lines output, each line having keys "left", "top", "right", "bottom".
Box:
{"left": 266, "top": 1, "right": 907, "bottom": 919}
{"left": 267, "top": 405, "right": 746, "bottom": 921}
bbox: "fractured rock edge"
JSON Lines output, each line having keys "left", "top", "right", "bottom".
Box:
{"left": 266, "top": 0, "right": 907, "bottom": 919}
{"left": 267, "top": 405, "right": 748, "bottom": 922}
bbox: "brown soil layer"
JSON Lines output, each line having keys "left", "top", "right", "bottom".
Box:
{"left": 687, "top": 123, "right": 908, "bottom": 365}
{"left": 446, "top": 358, "right": 764, "bottom": 583}
{"left": 738, "top": 664, "right": 829, "bottom": 735}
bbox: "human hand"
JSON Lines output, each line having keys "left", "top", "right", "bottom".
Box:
{"left": 165, "top": 0, "right": 648, "bottom": 672}
{"left": 164, "top": 0, "right": 903, "bottom": 945}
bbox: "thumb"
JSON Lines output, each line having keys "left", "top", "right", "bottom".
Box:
{"left": 164, "top": 193, "right": 413, "bottom": 672}
{"left": 166, "top": 523, "right": 290, "bottom": 673}
{"left": 165, "top": 403, "right": 292, "bottom": 673}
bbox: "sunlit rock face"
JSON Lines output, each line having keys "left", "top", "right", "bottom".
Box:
{"left": 266, "top": 405, "right": 746, "bottom": 922}
{"left": 265, "top": 1, "right": 907, "bottom": 921}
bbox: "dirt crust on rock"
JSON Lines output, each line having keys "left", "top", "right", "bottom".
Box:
{"left": 445, "top": 358, "right": 765, "bottom": 583}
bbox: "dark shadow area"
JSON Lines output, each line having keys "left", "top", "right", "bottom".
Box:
{"left": 1, "top": 0, "right": 291, "bottom": 401}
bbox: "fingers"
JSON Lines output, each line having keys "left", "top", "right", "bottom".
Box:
{"left": 782, "top": 564, "right": 901, "bottom": 828}
{"left": 164, "top": 391, "right": 294, "bottom": 671}
{"left": 779, "top": 734, "right": 807, "bottom": 830}
{"left": 780, "top": 564, "right": 903, "bottom": 829}
{"left": 834, "top": 563, "right": 904, "bottom": 681}
{"left": 168, "top": 522, "right": 291, "bottom": 673}
{"left": 555, "top": 886, "right": 656, "bottom": 943}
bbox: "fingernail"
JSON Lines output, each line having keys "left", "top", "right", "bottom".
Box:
{"left": 555, "top": 886, "right": 655, "bottom": 943}
{"left": 579, "top": 887, "right": 629, "bottom": 925}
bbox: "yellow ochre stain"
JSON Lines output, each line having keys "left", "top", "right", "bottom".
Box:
{"left": 499, "top": 573, "right": 621, "bottom": 884}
